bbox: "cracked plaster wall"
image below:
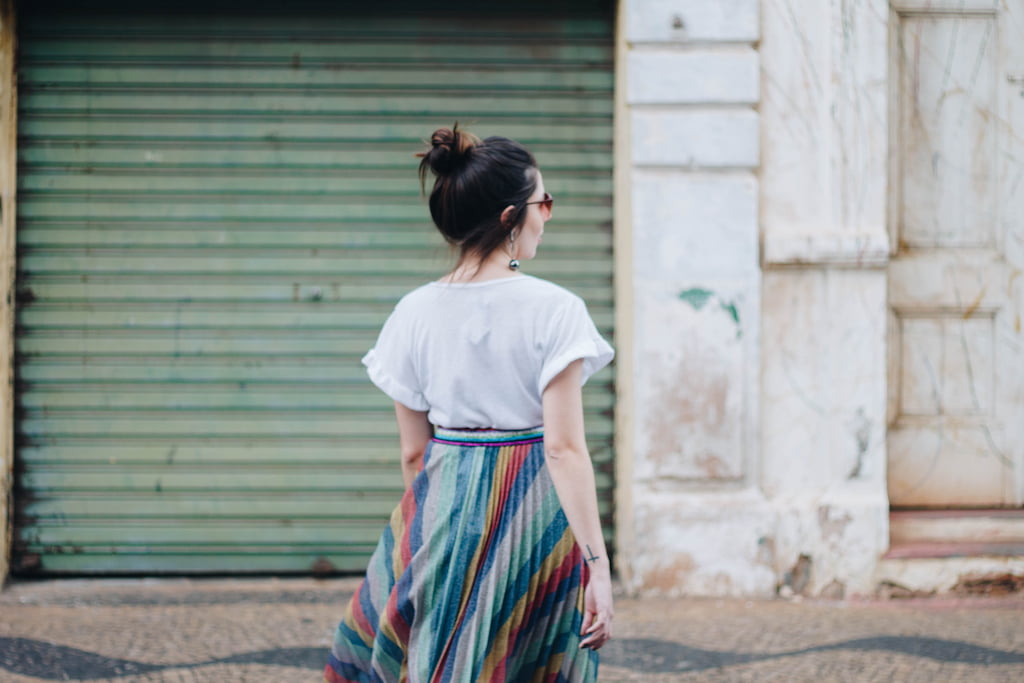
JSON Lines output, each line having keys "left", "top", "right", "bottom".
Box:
{"left": 620, "top": 0, "right": 767, "bottom": 595}
{"left": 619, "top": 0, "right": 891, "bottom": 597}
{"left": 757, "top": 0, "right": 891, "bottom": 597}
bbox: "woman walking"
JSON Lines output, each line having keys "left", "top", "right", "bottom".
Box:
{"left": 324, "top": 126, "right": 614, "bottom": 682}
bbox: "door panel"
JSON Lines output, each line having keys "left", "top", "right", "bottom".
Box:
{"left": 898, "top": 14, "right": 997, "bottom": 249}
{"left": 888, "top": 1, "right": 1024, "bottom": 507}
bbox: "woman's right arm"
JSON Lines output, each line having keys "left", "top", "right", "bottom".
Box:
{"left": 541, "top": 359, "right": 613, "bottom": 650}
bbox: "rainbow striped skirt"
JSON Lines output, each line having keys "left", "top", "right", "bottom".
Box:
{"left": 324, "top": 427, "right": 598, "bottom": 682}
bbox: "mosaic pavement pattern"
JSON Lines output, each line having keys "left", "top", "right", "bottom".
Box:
{"left": 1, "top": 579, "right": 1022, "bottom": 682}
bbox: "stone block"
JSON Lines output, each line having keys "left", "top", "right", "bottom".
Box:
{"left": 627, "top": 0, "right": 759, "bottom": 43}
{"left": 760, "top": 0, "right": 887, "bottom": 234}
{"left": 761, "top": 269, "right": 887, "bottom": 496}
{"left": 632, "top": 109, "right": 759, "bottom": 168}
{"left": 627, "top": 488, "right": 778, "bottom": 596}
{"left": 627, "top": 49, "right": 759, "bottom": 104}
{"left": 762, "top": 230, "right": 890, "bottom": 268}
{"left": 773, "top": 493, "right": 891, "bottom": 597}
{"left": 633, "top": 279, "right": 755, "bottom": 482}
{"left": 632, "top": 170, "right": 757, "bottom": 280}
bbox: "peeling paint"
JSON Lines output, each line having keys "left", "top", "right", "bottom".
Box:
{"left": 781, "top": 554, "right": 813, "bottom": 595}
{"left": 820, "top": 579, "right": 846, "bottom": 600}
{"left": 643, "top": 555, "right": 696, "bottom": 592}
{"left": 718, "top": 300, "right": 740, "bottom": 330}
{"left": 678, "top": 288, "right": 742, "bottom": 338}
{"left": 678, "top": 287, "right": 713, "bottom": 310}
{"left": 642, "top": 348, "right": 738, "bottom": 480}
{"left": 819, "top": 506, "right": 853, "bottom": 540}
{"left": 694, "top": 452, "right": 730, "bottom": 478}
{"left": 953, "top": 573, "right": 1024, "bottom": 596}
{"left": 876, "top": 581, "right": 937, "bottom": 599}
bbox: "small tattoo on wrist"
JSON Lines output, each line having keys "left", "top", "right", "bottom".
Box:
{"left": 585, "top": 544, "right": 601, "bottom": 564}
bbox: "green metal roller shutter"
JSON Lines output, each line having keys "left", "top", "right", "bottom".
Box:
{"left": 13, "top": 0, "right": 614, "bottom": 574}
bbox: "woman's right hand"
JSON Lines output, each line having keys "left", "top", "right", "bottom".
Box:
{"left": 579, "top": 566, "right": 613, "bottom": 650}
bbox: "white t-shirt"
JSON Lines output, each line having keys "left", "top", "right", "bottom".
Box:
{"left": 362, "top": 274, "right": 614, "bottom": 429}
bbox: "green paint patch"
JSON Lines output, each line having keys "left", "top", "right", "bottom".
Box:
{"left": 678, "top": 288, "right": 714, "bottom": 310}
{"left": 678, "top": 287, "right": 742, "bottom": 339}
{"left": 719, "top": 301, "right": 740, "bottom": 327}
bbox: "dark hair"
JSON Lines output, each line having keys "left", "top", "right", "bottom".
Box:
{"left": 417, "top": 125, "right": 538, "bottom": 265}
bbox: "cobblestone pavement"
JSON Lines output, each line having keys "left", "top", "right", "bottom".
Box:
{"left": 0, "top": 578, "right": 1022, "bottom": 682}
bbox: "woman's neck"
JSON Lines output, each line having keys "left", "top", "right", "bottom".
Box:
{"left": 440, "top": 250, "right": 522, "bottom": 284}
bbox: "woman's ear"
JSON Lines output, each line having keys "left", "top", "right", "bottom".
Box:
{"left": 500, "top": 204, "right": 516, "bottom": 228}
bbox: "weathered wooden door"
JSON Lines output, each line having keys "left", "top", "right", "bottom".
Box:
{"left": 887, "top": 0, "right": 1024, "bottom": 507}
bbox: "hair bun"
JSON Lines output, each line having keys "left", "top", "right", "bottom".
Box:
{"left": 419, "top": 125, "right": 480, "bottom": 176}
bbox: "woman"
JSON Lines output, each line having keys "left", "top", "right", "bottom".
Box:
{"left": 324, "top": 126, "right": 614, "bottom": 682}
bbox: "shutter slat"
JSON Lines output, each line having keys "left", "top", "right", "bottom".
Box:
{"left": 20, "top": 146, "right": 614, "bottom": 170}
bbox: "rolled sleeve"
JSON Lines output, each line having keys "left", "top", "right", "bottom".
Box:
{"left": 361, "top": 303, "right": 429, "bottom": 412}
{"left": 538, "top": 296, "right": 614, "bottom": 394}
{"left": 362, "top": 349, "right": 429, "bottom": 412}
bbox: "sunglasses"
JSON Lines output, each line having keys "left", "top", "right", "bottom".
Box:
{"left": 524, "top": 192, "right": 554, "bottom": 212}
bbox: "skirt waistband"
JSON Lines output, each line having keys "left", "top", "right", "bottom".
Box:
{"left": 432, "top": 426, "right": 544, "bottom": 446}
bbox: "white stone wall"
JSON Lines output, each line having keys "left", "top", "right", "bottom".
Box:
{"left": 618, "top": 0, "right": 892, "bottom": 597}
{"left": 619, "top": 0, "right": 770, "bottom": 595}
{"left": 759, "top": 0, "right": 891, "bottom": 598}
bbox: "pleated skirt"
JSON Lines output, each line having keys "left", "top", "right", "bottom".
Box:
{"left": 324, "top": 427, "right": 599, "bottom": 683}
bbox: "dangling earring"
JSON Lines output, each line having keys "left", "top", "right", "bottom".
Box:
{"left": 508, "top": 229, "right": 520, "bottom": 271}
